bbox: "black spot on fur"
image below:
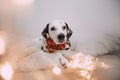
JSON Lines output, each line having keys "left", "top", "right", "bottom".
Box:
{"left": 65, "top": 48, "right": 70, "bottom": 50}
{"left": 42, "top": 24, "right": 49, "bottom": 38}
{"left": 41, "top": 47, "right": 43, "bottom": 50}
{"left": 65, "top": 22, "right": 73, "bottom": 38}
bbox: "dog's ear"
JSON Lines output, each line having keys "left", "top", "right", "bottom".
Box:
{"left": 42, "top": 23, "right": 49, "bottom": 38}
{"left": 65, "top": 22, "right": 73, "bottom": 38}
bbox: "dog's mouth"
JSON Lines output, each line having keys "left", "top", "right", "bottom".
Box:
{"left": 58, "top": 39, "right": 65, "bottom": 43}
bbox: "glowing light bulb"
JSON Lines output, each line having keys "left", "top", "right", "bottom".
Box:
{"left": 0, "top": 62, "right": 14, "bottom": 80}
{"left": 52, "top": 66, "right": 61, "bottom": 75}
{"left": 86, "top": 75, "right": 91, "bottom": 80}
{"left": 101, "top": 62, "right": 110, "bottom": 69}
{"left": 80, "top": 70, "right": 89, "bottom": 77}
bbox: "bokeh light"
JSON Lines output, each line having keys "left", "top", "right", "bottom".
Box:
{"left": 12, "top": 0, "right": 35, "bottom": 6}
{"left": 52, "top": 66, "right": 61, "bottom": 75}
{"left": 0, "top": 37, "right": 6, "bottom": 55}
{"left": 0, "top": 62, "right": 14, "bottom": 80}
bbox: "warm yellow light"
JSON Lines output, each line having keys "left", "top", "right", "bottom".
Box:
{"left": 68, "top": 52, "right": 97, "bottom": 80}
{"left": 0, "top": 38, "right": 6, "bottom": 55}
{"left": 52, "top": 66, "right": 61, "bottom": 75}
{"left": 69, "top": 52, "right": 95, "bottom": 71}
{"left": 0, "top": 62, "right": 14, "bottom": 80}
{"left": 86, "top": 75, "right": 91, "bottom": 80}
{"left": 80, "top": 70, "right": 89, "bottom": 77}
{"left": 13, "top": 0, "right": 35, "bottom": 6}
{"left": 101, "top": 62, "right": 110, "bottom": 69}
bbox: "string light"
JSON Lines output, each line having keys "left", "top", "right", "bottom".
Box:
{"left": 100, "top": 62, "right": 110, "bottom": 69}
{"left": 65, "top": 52, "right": 98, "bottom": 80}
{"left": 86, "top": 75, "right": 91, "bottom": 80}
{"left": 80, "top": 70, "right": 89, "bottom": 77}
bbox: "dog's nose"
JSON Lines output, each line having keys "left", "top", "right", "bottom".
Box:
{"left": 58, "top": 34, "right": 65, "bottom": 40}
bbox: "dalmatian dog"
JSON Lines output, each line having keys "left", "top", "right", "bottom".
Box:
{"left": 41, "top": 20, "right": 72, "bottom": 52}
{"left": 41, "top": 20, "right": 73, "bottom": 67}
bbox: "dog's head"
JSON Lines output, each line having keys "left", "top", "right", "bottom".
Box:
{"left": 42, "top": 20, "right": 73, "bottom": 44}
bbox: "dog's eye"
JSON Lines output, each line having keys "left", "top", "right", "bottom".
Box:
{"left": 51, "top": 27, "right": 56, "bottom": 31}
{"left": 63, "top": 26, "right": 66, "bottom": 30}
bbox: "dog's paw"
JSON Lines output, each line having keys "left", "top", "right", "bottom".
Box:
{"left": 59, "top": 57, "right": 69, "bottom": 68}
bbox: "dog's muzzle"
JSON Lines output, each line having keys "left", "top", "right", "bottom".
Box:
{"left": 58, "top": 33, "right": 65, "bottom": 43}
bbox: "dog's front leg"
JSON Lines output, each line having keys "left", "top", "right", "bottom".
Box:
{"left": 56, "top": 52, "right": 69, "bottom": 68}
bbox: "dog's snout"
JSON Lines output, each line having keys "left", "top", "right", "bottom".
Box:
{"left": 58, "top": 34, "right": 65, "bottom": 40}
